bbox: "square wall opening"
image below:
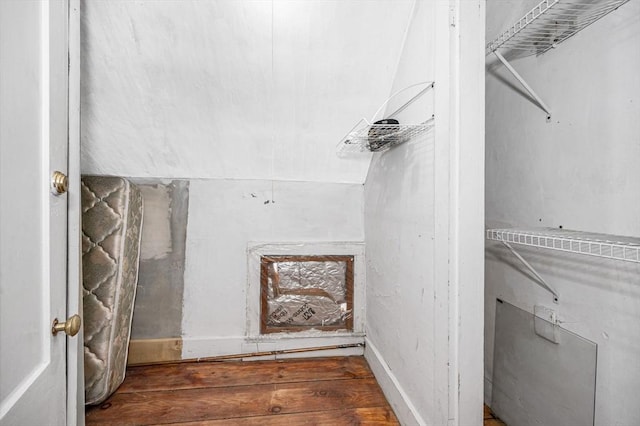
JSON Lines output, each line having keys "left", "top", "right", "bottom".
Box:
{"left": 260, "top": 255, "right": 354, "bottom": 334}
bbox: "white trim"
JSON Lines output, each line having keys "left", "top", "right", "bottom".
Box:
{"left": 433, "top": 1, "right": 454, "bottom": 424}
{"left": 455, "top": 1, "right": 486, "bottom": 425}
{"left": 433, "top": 1, "right": 486, "bottom": 425}
{"left": 0, "top": 363, "right": 48, "bottom": 419}
{"left": 181, "top": 335, "right": 365, "bottom": 361}
{"left": 364, "top": 338, "right": 426, "bottom": 426}
{"left": 66, "top": 0, "right": 83, "bottom": 424}
{"left": 40, "top": 0, "right": 52, "bottom": 365}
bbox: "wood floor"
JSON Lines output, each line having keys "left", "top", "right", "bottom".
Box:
{"left": 484, "top": 404, "right": 507, "bottom": 426}
{"left": 86, "top": 356, "right": 399, "bottom": 425}
{"left": 86, "top": 355, "right": 506, "bottom": 425}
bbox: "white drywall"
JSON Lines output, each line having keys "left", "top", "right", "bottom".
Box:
{"left": 364, "top": 2, "right": 438, "bottom": 424}
{"left": 365, "top": 129, "right": 437, "bottom": 424}
{"left": 364, "top": 1, "right": 486, "bottom": 424}
{"left": 485, "top": 1, "right": 640, "bottom": 424}
{"left": 181, "top": 179, "right": 365, "bottom": 356}
{"left": 80, "top": 0, "right": 415, "bottom": 184}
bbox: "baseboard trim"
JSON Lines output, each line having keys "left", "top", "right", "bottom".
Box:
{"left": 127, "top": 335, "right": 367, "bottom": 365}
{"left": 127, "top": 338, "right": 183, "bottom": 365}
{"left": 181, "top": 335, "right": 365, "bottom": 361}
{"left": 364, "top": 337, "right": 427, "bottom": 426}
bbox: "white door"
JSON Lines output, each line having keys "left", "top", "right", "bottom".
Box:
{"left": 0, "top": 1, "right": 74, "bottom": 425}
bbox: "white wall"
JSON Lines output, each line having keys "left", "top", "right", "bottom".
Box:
{"left": 364, "top": 2, "right": 439, "bottom": 424}
{"left": 365, "top": 132, "right": 436, "bottom": 425}
{"left": 485, "top": 1, "right": 640, "bottom": 424}
{"left": 80, "top": 0, "right": 415, "bottom": 185}
{"left": 79, "top": 1, "right": 410, "bottom": 349}
{"left": 365, "top": 1, "right": 485, "bottom": 424}
{"left": 79, "top": 0, "right": 487, "bottom": 421}
{"left": 181, "top": 179, "right": 365, "bottom": 357}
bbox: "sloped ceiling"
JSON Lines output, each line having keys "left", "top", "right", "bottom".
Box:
{"left": 81, "top": 0, "right": 415, "bottom": 184}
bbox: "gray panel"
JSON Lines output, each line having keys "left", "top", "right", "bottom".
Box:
{"left": 129, "top": 179, "right": 189, "bottom": 339}
{"left": 492, "top": 299, "right": 597, "bottom": 426}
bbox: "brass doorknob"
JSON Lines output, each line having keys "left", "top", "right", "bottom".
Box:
{"left": 51, "top": 171, "right": 68, "bottom": 195}
{"left": 52, "top": 314, "right": 81, "bottom": 337}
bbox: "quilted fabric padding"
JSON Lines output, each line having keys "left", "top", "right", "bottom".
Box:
{"left": 81, "top": 176, "right": 143, "bottom": 405}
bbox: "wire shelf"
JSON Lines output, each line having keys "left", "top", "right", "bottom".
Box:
{"left": 487, "top": 228, "right": 640, "bottom": 263}
{"left": 486, "top": 0, "right": 630, "bottom": 56}
{"left": 336, "top": 116, "right": 435, "bottom": 155}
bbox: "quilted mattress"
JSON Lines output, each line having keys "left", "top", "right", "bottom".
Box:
{"left": 81, "top": 176, "right": 143, "bottom": 405}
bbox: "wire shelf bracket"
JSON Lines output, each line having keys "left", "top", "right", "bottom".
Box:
{"left": 337, "top": 116, "right": 435, "bottom": 156}
{"left": 487, "top": 227, "right": 640, "bottom": 303}
{"left": 486, "top": 0, "right": 631, "bottom": 120}
{"left": 493, "top": 50, "right": 552, "bottom": 120}
{"left": 337, "top": 82, "right": 435, "bottom": 155}
{"left": 502, "top": 240, "right": 560, "bottom": 303}
{"left": 487, "top": 228, "right": 640, "bottom": 263}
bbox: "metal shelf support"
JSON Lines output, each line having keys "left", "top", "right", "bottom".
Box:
{"left": 487, "top": 228, "right": 640, "bottom": 263}
{"left": 336, "top": 81, "right": 435, "bottom": 155}
{"left": 487, "top": 227, "right": 640, "bottom": 302}
{"left": 502, "top": 241, "right": 559, "bottom": 303}
{"left": 486, "top": 0, "right": 631, "bottom": 121}
{"left": 493, "top": 51, "right": 552, "bottom": 120}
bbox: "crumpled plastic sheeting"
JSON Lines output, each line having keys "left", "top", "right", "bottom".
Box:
{"left": 267, "top": 296, "right": 348, "bottom": 327}
{"left": 268, "top": 261, "right": 346, "bottom": 300}
{"left": 264, "top": 259, "right": 352, "bottom": 329}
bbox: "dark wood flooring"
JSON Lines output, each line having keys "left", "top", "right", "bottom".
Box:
{"left": 86, "top": 355, "right": 505, "bottom": 425}
{"left": 86, "top": 356, "right": 399, "bottom": 425}
{"left": 484, "top": 404, "right": 507, "bottom": 426}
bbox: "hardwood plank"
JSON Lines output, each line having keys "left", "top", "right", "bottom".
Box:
{"left": 118, "top": 356, "right": 373, "bottom": 393}
{"left": 86, "top": 378, "right": 388, "bottom": 425}
{"left": 484, "top": 404, "right": 493, "bottom": 419}
{"left": 484, "top": 419, "right": 507, "bottom": 426}
{"left": 162, "top": 407, "right": 400, "bottom": 425}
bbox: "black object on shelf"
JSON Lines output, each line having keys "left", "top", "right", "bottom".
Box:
{"left": 367, "top": 119, "right": 400, "bottom": 152}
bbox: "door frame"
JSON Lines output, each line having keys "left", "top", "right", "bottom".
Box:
{"left": 433, "top": 0, "right": 485, "bottom": 425}
{"left": 67, "top": 0, "right": 83, "bottom": 424}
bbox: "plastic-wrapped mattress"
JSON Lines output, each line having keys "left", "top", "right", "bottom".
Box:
{"left": 81, "top": 176, "right": 143, "bottom": 405}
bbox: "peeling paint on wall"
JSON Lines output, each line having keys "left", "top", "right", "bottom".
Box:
{"left": 138, "top": 184, "right": 173, "bottom": 261}
{"left": 130, "top": 179, "right": 189, "bottom": 339}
